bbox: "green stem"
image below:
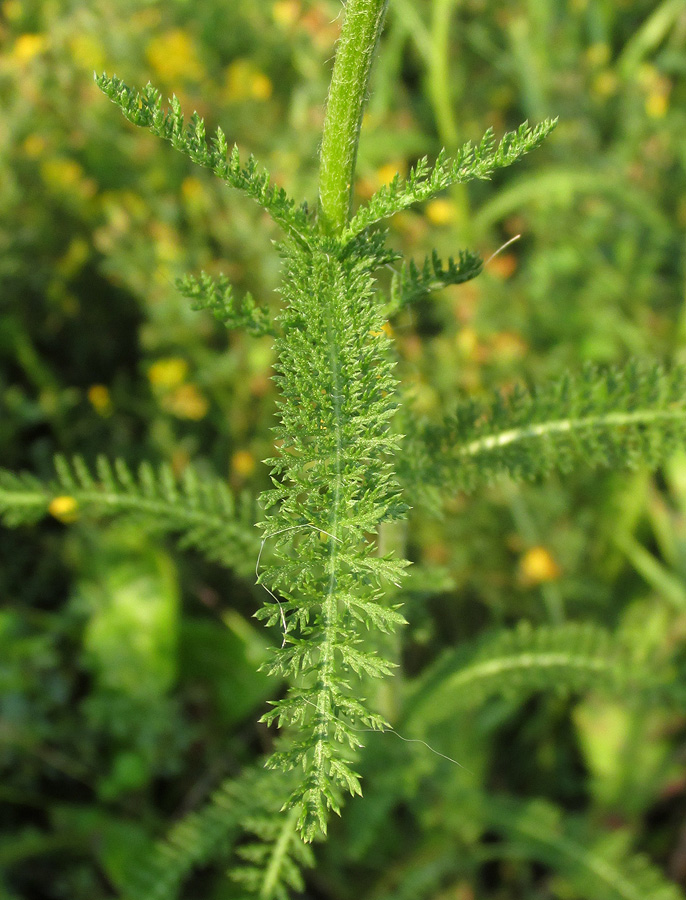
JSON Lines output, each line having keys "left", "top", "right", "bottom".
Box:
{"left": 429, "top": 0, "right": 459, "bottom": 148}
{"left": 318, "top": 0, "right": 389, "bottom": 235}
{"left": 259, "top": 805, "right": 300, "bottom": 900}
{"left": 428, "top": 0, "right": 471, "bottom": 235}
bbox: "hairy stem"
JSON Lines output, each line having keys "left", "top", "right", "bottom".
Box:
{"left": 313, "top": 322, "right": 343, "bottom": 786}
{"left": 456, "top": 407, "right": 686, "bottom": 458}
{"left": 318, "top": 0, "right": 388, "bottom": 234}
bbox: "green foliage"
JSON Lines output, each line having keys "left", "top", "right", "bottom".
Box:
{"left": 120, "top": 767, "right": 313, "bottom": 900}
{"left": 389, "top": 248, "right": 483, "bottom": 312}
{"left": 257, "top": 240, "right": 408, "bottom": 840}
{"left": 481, "top": 794, "right": 685, "bottom": 900}
{"left": 176, "top": 271, "right": 276, "bottom": 337}
{"left": 403, "top": 362, "right": 686, "bottom": 495}
{"left": 96, "top": 74, "right": 314, "bottom": 246}
{"left": 0, "top": 455, "right": 258, "bottom": 571}
{"left": 344, "top": 120, "right": 557, "bottom": 240}
{"left": 3, "top": 0, "right": 686, "bottom": 898}
{"left": 404, "top": 621, "right": 684, "bottom": 728}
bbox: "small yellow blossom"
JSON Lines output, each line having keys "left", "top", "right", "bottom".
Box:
{"left": 68, "top": 33, "right": 105, "bottom": 72}
{"left": 150, "top": 221, "right": 181, "bottom": 264}
{"left": 49, "top": 496, "right": 79, "bottom": 523}
{"left": 375, "top": 163, "right": 404, "bottom": 186}
{"left": 425, "top": 198, "right": 456, "bottom": 226}
{"left": 224, "top": 59, "right": 273, "bottom": 102}
{"left": 370, "top": 321, "right": 393, "bottom": 338}
{"left": 232, "top": 449, "right": 256, "bottom": 478}
{"left": 272, "top": 0, "right": 300, "bottom": 28}
{"left": 592, "top": 71, "right": 619, "bottom": 98}
{"left": 88, "top": 384, "right": 112, "bottom": 416}
{"left": 456, "top": 326, "right": 478, "bottom": 359}
{"left": 181, "top": 176, "right": 206, "bottom": 205}
{"left": 12, "top": 33, "right": 47, "bottom": 62}
{"left": 41, "top": 158, "right": 96, "bottom": 199}
{"left": 162, "top": 384, "right": 208, "bottom": 420}
{"left": 646, "top": 91, "right": 668, "bottom": 119}
{"left": 490, "top": 330, "right": 527, "bottom": 362}
{"left": 148, "top": 357, "right": 188, "bottom": 389}
{"left": 146, "top": 29, "right": 205, "bottom": 84}
{"left": 519, "top": 546, "right": 561, "bottom": 585}
{"left": 22, "top": 133, "right": 47, "bottom": 158}
{"left": 585, "top": 43, "right": 610, "bottom": 68}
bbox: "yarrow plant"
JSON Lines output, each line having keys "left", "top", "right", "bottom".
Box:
{"left": 88, "top": 0, "right": 556, "bottom": 842}
{"left": 2, "top": 1, "right": 686, "bottom": 897}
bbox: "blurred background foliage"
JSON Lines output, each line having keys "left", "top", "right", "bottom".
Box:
{"left": 1, "top": 0, "right": 686, "bottom": 897}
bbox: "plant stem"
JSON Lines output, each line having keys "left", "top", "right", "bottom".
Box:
{"left": 428, "top": 0, "right": 471, "bottom": 237}
{"left": 318, "top": 0, "right": 388, "bottom": 235}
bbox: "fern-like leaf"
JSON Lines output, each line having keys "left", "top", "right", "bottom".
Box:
{"left": 176, "top": 271, "right": 276, "bottom": 337}
{"left": 404, "top": 621, "right": 684, "bottom": 730}
{"left": 95, "top": 74, "right": 313, "bottom": 245}
{"left": 257, "top": 241, "right": 409, "bottom": 841}
{"left": 0, "top": 469, "right": 48, "bottom": 527}
{"left": 119, "top": 767, "right": 313, "bottom": 900}
{"left": 344, "top": 119, "right": 557, "bottom": 240}
{"left": 402, "top": 362, "right": 686, "bottom": 495}
{"left": 482, "top": 794, "right": 685, "bottom": 900}
{"left": 232, "top": 800, "right": 315, "bottom": 900}
{"left": 388, "top": 248, "right": 483, "bottom": 313}
{"left": 0, "top": 455, "right": 257, "bottom": 574}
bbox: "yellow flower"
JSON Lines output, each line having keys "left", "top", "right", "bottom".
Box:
{"left": 456, "top": 326, "right": 478, "bottom": 359}
{"left": 425, "top": 198, "right": 456, "bottom": 226}
{"left": 146, "top": 29, "right": 205, "bottom": 84}
{"left": 375, "top": 162, "right": 404, "bottom": 186}
{"left": 519, "top": 546, "right": 561, "bottom": 585}
{"left": 646, "top": 91, "right": 668, "bottom": 119}
{"left": 40, "top": 158, "right": 96, "bottom": 199}
{"left": 232, "top": 449, "right": 256, "bottom": 478}
{"left": 489, "top": 330, "right": 527, "bottom": 362}
{"left": 162, "top": 384, "right": 208, "bottom": 420}
{"left": 585, "top": 43, "right": 610, "bottom": 68}
{"left": 148, "top": 357, "right": 188, "bottom": 388}
{"left": 68, "top": 33, "right": 105, "bottom": 72}
{"left": 88, "top": 384, "right": 112, "bottom": 416}
{"left": 224, "top": 59, "right": 273, "bottom": 102}
{"left": 272, "top": 0, "right": 300, "bottom": 28}
{"left": 49, "top": 496, "right": 79, "bottom": 523}
{"left": 370, "top": 322, "right": 393, "bottom": 338}
{"left": 12, "top": 33, "right": 47, "bottom": 62}
{"left": 592, "top": 70, "right": 619, "bottom": 98}
{"left": 22, "top": 133, "right": 47, "bottom": 158}
{"left": 181, "top": 176, "right": 205, "bottom": 202}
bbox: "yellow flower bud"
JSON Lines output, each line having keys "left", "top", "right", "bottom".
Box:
{"left": 49, "top": 496, "right": 79, "bottom": 523}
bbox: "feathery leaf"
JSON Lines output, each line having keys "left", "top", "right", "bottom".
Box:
{"left": 95, "top": 74, "right": 313, "bottom": 245}
{"left": 176, "top": 271, "right": 276, "bottom": 337}
{"left": 388, "top": 248, "right": 483, "bottom": 313}
{"left": 402, "top": 361, "right": 686, "bottom": 495}
{"left": 258, "top": 241, "right": 408, "bottom": 841}
{"left": 404, "top": 621, "right": 683, "bottom": 729}
{"left": 0, "top": 456, "right": 257, "bottom": 574}
{"left": 344, "top": 119, "right": 557, "bottom": 240}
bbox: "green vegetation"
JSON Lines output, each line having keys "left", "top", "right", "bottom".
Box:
{"left": 1, "top": 0, "right": 685, "bottom": 898}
